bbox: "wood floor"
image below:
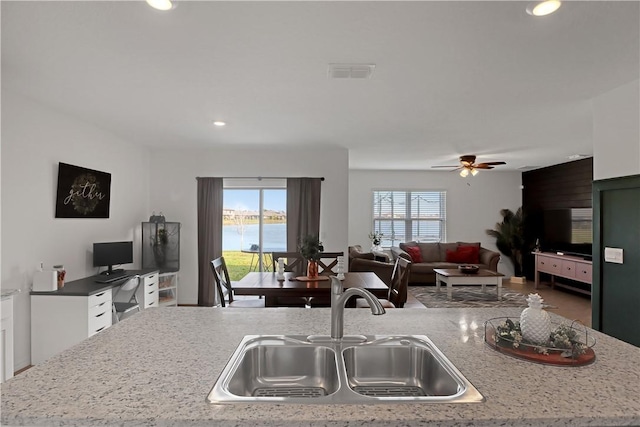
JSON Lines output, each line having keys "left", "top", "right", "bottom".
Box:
{"left": 403, "top": 278, "right": 592, "bottom": 327}
{"left": 502, "top": 279, "right": 592, "bottom": 327}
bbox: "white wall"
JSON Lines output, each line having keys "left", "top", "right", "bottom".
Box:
{"left": 1, "top": 90, "right": 151, "bottom": 370}
{"left": 593, "top": 79, "right": 640, "bottom": 180}
{"left": 148, "top": 147, "right": 349, "bottom": 305}
{"left": 348, "top": 170, "right": 522, "bottom": 276}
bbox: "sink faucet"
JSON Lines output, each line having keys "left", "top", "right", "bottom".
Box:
{"left": 330, "top": 276, "right": 385, "bottom": 340}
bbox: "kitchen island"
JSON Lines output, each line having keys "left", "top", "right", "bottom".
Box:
{"left": 2, "top": 307, "right": 640, "bottom": 426}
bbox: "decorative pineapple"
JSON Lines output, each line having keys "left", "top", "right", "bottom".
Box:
{"left": 520, "top": 293, "right": 551, "bottom": 345}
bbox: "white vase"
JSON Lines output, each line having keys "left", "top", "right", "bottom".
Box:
{"left": 520, "top": 293, "right": 551, "bottom": 345}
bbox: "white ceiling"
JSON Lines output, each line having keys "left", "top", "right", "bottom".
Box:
{"left": 2, "top": 1, "right": 639, "bottom": 171}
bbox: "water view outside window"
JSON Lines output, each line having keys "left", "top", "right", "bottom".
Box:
{"left": 223, "top": 188, "right": 286, "bottom": 279}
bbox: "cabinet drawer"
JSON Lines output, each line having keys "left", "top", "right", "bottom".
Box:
{"left": 89, "top": 298, "right": 111, "bottom": 317}
{"left": 88, "top": 290, "right": 112, "bottom": 308}
{"left": 88, "top": 308, "right": 111, "bottom": 336}
{"left": 144, "top": 289, "right": 159, "bottom": 308}
{"left": 537, "top": 257, "right": 562, "bottom": 275}
{"left": 144, "top": 274, "right": 158, "bottom": 287}
{"left": 561, "top": 260, "right": 576, "bottom": 278}
{"left": 575, "top": 263, "right": 592, "bottom": 284}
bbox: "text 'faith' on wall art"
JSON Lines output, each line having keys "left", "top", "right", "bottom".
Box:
{"left": 55, "top": 162, "right": 111, "bottom": 218}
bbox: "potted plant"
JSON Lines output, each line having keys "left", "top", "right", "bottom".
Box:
{"left": 368, "top": 231, "right": 383, "bottom": 251}
{"left": 298, "top": 234, "right": 324, "bottom": 278}
{"left": 486, "top": 207, "right": 525, "bottom": 281}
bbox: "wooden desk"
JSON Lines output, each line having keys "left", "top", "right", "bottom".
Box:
{"left": 233, "top": 272, "right": 388, "bottom": 307}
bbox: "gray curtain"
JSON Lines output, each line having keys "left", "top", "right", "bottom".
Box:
{"left": 197, "top": 177, "right": 223, "bottom": 307}
{"left": 287, "top": 178, "right": 322, "bottom": 258}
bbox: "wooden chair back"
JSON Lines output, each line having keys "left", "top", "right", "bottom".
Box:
{"left": 271, "top": 252, "right": 305, "bottom": 275}
{"left": 317, "top": 252, "right": 344, "bottom": 275}
{"left": 211, "top": 256, "right": 234, "bottom": 306}
{"left": 388, "top": 257, "right": 411, "bottom": 308}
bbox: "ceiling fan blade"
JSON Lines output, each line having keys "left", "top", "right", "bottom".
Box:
{"left": 473, "top": 165, "right": 494, "bottom": 169}
{"left": 476, "top": 161, "right": 506, "bottom": 166}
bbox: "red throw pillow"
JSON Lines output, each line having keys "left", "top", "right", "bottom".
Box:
{"left": 446, "top": 246, "right": 479, "bottom": 264}
{"left": 457, "top": 245, "right": 480, "bottom": 263}
{"left": 404, "top": 246, "right": 423, "bottom": 263}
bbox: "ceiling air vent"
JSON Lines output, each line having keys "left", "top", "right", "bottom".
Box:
{"left": 328, "top": 63, "right": 375, "bottom": 79}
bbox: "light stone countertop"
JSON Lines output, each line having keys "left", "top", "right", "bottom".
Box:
{"left": 2, "top": 307, "right": 640, "bottom": 426}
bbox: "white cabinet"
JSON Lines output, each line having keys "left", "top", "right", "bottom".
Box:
{"left": 158, "top": 272, "right": 178, "bottom": 307}
{"left": 136, "top": 271, "right": 159, "bottom": 309}
{"left": 31, "top": 289, "right": 113, "bottom": 365}
{"left": 1, "top": 294, "right": 15, "bottom": 382}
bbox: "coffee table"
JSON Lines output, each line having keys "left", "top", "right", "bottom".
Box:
{"left": 433, "top": 268, "right": 505, "bottom": 301}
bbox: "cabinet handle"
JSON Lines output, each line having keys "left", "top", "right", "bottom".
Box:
{"left": 95, "top": 312, "right": 106, "bottom": 318}
{"left": 567, "top": 267, "right": 571, "bottom": 271}
{"left": 583, "top": 270, "right": 588, "bottom": 274}
{"left": 541, "top": 261, "right": 545, "bottom": 265}
{"left": 97, "top": 301, "right": 106, "bottom": 307}
{"left": 553, "top": 264, "right": 557, "bottom": 267}
{"left": 95, "top": 326, "right": 106, "bottom": 333}
{"left": 148, "top": 291, "right": 155, "bottom": 295}
{"left": 148, "top": 301, "right": 155, "bottom": 306}
{"left": 95, "top": 292, "right": 106, "bottom": 298}
{"left": 148, "top": 275, "right": 155, "bottom": 280}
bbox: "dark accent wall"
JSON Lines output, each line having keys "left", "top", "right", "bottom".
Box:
{"left": 522, "top": 158, "right": 593, "bottom": 278}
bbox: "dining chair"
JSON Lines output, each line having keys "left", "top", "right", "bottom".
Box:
{"left": 317, "top": 252, "right": 344, "bottom": 275}
{"left": 271, "top": 252, "right": 305, "bottom": 276}
{"left": 211, "top": 257, "right": 265, "bottom": 308}
{"left": 112, "top": 275, "right": 142, "bottom": 323}
{"left": 356, "top": 258, "right": 411, "bottom": 309}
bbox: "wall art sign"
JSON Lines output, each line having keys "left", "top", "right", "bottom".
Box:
{"left": 55, "top": 162, "right": 111, "bottom": 218}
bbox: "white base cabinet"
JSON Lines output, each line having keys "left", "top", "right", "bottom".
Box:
{"left": 158, "top": 272, "right": 178, "bottom": 307}
{"left": 1, "top": 295, "right": 15, "bottom": 382}
{"left": 135, "top": 271, "right": 159, "bottom": 309}
{"left": 31, "top": 289, "right": 112, "bottom": 365}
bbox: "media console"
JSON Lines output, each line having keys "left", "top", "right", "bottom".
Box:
{"left": 533, "top": 251, "right": 592, "bottom": 296}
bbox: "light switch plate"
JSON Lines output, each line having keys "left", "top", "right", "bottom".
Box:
{"left": 604, "top": 247, "right": 624, "bottom": 264}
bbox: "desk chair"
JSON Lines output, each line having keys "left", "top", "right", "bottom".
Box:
{"left": 112, "top": 275, "right": 142, "bottom": 323}
{"left": 211, "top": 257, "right": 265, "bottom": 308}
{"left": 356, "top": 258, "right": 411, "bottom": 309}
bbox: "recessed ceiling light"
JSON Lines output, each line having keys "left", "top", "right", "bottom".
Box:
{"left": 146, "top": 0, "right": 175, "bottom": 11}
{"left": 213, "top": 121, "right": 226, "bottom": 127}
{"left": 526, "top": 0, "right": 561, "bottom": 16}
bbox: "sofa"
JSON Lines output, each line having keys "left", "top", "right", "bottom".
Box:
{"left": 348, "top": 245, "right": 394, "bottom": 287}
{"left": 391, "top": 241, "right": 500, "bottom": 285}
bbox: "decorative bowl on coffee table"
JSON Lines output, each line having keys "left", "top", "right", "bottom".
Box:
{"left": 458, "top": 265, "right": 479, "bottom": 274}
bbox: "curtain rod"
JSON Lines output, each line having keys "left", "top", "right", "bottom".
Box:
{"left": 196, "top": 176, "right": 324, "bottom": 181}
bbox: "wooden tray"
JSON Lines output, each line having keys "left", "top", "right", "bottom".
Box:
{"left": 294, "top": 276, "right": 330, "bottom": 282}
{"left": 484, "top": 320, "right": 596, "bottom": 366}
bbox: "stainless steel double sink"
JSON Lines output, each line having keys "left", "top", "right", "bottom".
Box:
{"left": 207, "top": 334, "right": 484, "bottom": 404}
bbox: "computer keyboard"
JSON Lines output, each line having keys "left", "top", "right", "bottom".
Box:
{"left": 94, "top": 274, "right": 131, "bottom": 284}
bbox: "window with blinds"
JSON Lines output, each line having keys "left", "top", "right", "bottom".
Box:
{"left": 372, "top": 190, "right": 446, "bottom": 247}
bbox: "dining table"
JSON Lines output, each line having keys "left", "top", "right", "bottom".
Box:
{"left": 233, "top": 271, "right": 389, "bottom": 307}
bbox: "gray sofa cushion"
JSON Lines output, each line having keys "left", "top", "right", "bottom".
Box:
{"left": 439, "top": 242, "right": 459, "bottom": 260}
{"left": 417, "top": 243, "right": 440, "bottom": 262}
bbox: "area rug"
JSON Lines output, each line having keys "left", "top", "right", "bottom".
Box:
{"left": 408, "top": 285, "right": 529, "bottom": 309}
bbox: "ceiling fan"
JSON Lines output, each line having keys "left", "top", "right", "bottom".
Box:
{"left": 432, "top": 155, "right": 506, "bottom": 177}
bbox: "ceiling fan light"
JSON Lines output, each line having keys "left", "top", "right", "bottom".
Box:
{"left": 526, "top": 0, "right": 561, "bottom": 16}
{"left": 146, "top": 0, "right": 175, "bottom": 11}
{"left": 460, "top": 169, "right": 470, "bottom": 178}
{"left": 471, "top": 168, "right": 479, "bottom": 176}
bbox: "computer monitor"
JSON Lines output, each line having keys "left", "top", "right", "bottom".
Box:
{"left": 93, "top": 241, "right": 133, "bottom": 275}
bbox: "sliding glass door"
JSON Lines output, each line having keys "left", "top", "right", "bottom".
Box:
{"left": 222, "top": 179, "right": 286, "bottom": 280}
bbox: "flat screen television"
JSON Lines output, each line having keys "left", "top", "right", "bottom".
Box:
{"left": 542, "top": 208, "right": 593, "bottom": 258}
{"left": 93, "top": 241, "right": 133, "bottom": 275}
